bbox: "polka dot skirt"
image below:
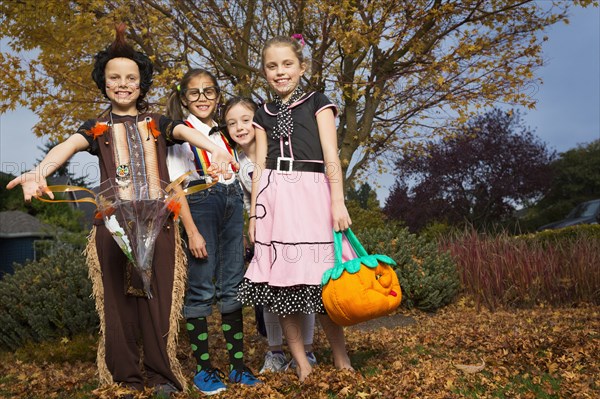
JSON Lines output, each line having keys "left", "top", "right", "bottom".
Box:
{"left": 237, "top": 278, "right": 325, "bottom": 315}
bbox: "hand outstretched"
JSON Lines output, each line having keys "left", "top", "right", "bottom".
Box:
{"left": 6, "top": 171, "right": 54, "bottom": 202}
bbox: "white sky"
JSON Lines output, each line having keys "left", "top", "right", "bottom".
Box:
{"left": 1, "top": 6, "right": 599, "bottom": 204}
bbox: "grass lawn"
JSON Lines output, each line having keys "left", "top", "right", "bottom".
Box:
{"left": 0, "top": 300, "right": 598, "bottom": 398}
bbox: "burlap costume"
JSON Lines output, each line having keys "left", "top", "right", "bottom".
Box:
{"left": 80, "top": 113, "right": 187, "bottom": 391}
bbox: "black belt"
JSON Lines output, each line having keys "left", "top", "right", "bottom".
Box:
{"left": 265, "top": 158, "right": 325, "bottom": 173}
{"left": 188, "top": 177, "right": 211, "bottom": 187}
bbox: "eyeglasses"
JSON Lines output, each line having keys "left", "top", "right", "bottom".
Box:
{"left": 183, "top": 86, "right": 220, "bottom": 102}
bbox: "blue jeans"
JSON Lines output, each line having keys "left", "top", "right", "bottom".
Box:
{"left": 184, "top": 182, "right": 245, "bottom": 318}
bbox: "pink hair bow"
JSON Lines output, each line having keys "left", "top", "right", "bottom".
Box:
{"left": 291, "top": 33, "right": 306, "bottom": 46}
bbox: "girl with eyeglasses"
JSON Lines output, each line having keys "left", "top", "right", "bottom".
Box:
{"left": 165, "top": 69, "right": 260, "bottom": 395}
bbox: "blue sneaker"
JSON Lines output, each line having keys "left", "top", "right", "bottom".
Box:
{"left": 193, "top": 368, "right": 226, "bottom": 396}
{"left": 228, "top": 367, "right": 261, "bottom": 386}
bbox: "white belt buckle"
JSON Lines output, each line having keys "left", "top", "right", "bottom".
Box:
{"left": 276, "top": 157, "right": 293, "bottom": 174}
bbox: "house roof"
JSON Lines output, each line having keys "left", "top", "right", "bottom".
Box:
{"left": 0, "top": 210, "right": 53, "bottom": 238}
{"left": 0, "top": 171, "right": 13, "bottom": 181}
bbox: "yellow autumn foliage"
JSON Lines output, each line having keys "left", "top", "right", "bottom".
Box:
{"left": 0, "top": 0, "right": 596, "bottom": 187}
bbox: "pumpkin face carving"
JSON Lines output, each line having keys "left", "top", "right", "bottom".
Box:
{"left": 321, "top": 230, "right": 401, "bottom": 326}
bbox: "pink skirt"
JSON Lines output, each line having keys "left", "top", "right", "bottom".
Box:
{"left": 247, "top": 169, "right": 355, "bottom": 285}
{"left": 238, "top": 168, "right": 356, "bottom": 315}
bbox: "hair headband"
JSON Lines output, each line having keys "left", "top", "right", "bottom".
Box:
{"left": 291, "top": 33, "right": 305, "bottom": 47}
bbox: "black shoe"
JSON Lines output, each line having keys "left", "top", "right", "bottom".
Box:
{"left": 152, "top": 382, "right": 179, "bottom": 398}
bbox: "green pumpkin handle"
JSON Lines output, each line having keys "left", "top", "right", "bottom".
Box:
{"left": 333, "top": 228, "right": 369, "bottom": 267}
{"left": 323, "top": 228, "right": 397, "bottom": 285}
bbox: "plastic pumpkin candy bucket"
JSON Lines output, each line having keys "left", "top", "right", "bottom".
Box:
{"left": 321, "top": 229, "right": 401, "bottom": 326}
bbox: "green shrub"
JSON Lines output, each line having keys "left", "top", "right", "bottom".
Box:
{"left": 359, "top": 226, "right": 460, "bottom": 311}
{"left": 419, "top": 221, "right": 454, "bottom": 242}
{"left": 523, "top": 224, "right": 600, "bottom": 245}
{"left": 345, "top": 199, "right": 388, "bottom": 234}
{"left": 0, "top": 248, "right": 98, "bottom": 351}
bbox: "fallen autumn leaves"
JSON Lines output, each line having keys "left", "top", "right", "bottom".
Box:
{"left": 1, "top": 300, "right": 598, "bottom": 398}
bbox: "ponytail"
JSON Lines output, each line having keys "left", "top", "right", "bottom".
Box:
{"left": 166, "top": 86, "right": 186, "bottom": 120}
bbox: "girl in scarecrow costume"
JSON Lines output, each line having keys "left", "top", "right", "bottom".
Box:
{"left": 6, "top": 24, "right": 237, "bottom": 397}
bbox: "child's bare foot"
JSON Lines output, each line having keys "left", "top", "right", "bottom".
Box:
{"left": 333, "top": 354, "right": 353, "bottom": 370}
{"left": 296, "top": 364, "right": 313, "bottom": 382}
{"left": 337, "top": 364, "right": 355, "bottom": 372}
